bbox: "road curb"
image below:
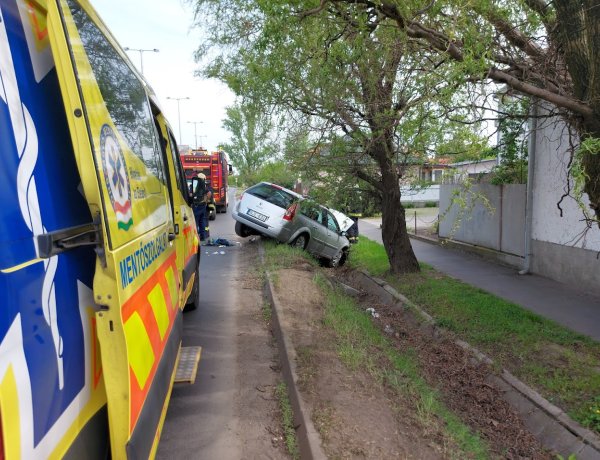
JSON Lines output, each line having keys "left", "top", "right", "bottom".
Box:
{"left": 408, "top": 233, "right": 525, "bottom": 268}
{"left": 347, "top": 268, "right": 600, "bottom": 459}
{"left": 259, "top": 244, "right": 327, "bottom": 460}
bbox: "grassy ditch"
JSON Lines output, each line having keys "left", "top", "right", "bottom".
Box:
{"left": 263, "top": 240, "right": 489, "bottom": 458}
{"left": 315, "top": 275, "right": 489, "bottom": 459}
{"left": 348, "top": 237, "right": 600, "bottom": 433}
{"left": 275, "top": 382, "right": 300, "bottom": 460}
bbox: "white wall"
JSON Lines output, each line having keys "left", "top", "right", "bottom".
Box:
{"left": 400, "top": 185, "right": 440, "bottom": 203}
{"left": 451, "top": 159, "right": 497, "bottom": 175}
{"left": 531, "top": 114, "right": 600, "bottom": 251}
{"left": 530, "top": 110, "right": 600, "bottom": 295}
{"left": 439, "top": 184, "right": 526, "bottom": 257}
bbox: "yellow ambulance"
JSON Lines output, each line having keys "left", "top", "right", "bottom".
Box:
{"left": 0, "top": 0, "right": 200, "bottom": 458}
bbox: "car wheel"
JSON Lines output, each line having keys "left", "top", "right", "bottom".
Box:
{"left": 328, "top": 248, "right": 348, "bottom": 268}
{"left": 291, "top": 233, "right": 308, "bottom": 250}
{"left": 184, "top": 257, "right": 199, "bottom": 311}
{"left": 235, "top": 221, "right": 250, "bottom": 237}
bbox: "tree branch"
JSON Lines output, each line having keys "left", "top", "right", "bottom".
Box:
{"left": 352, "top": 166, "right": 383, "bottom": 191}
{"left": 487, "top": 67, "right": 593, "bottom": 119}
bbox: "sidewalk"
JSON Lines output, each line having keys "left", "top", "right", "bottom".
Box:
{"left": 359, "top": 218, "right": 600, "bottom": 341}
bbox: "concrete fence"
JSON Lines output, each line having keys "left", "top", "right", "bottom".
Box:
{"left": 400, "top": 184, "right": 440, "bottom": 204}
{"left": 439, "top": 184, "right": 526, "bottom": 257}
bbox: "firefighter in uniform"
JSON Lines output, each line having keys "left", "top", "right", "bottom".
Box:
{"left": 345, "top": 190, "right": 362, "bottom": 243}
{"left": 193, "top": 173, "right": 212, "bottom": 242}
{"left": 346, "top": 208, "right": 361, "bottom": 243}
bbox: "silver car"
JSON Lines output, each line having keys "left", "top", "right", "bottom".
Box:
{"left": 232, "top": 182, "right": 353, "bottom": 267}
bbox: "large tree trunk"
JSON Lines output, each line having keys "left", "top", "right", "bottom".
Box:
{"left": 380, "top": 178, "right": 419, "bottom": 274}
{"left": 372, "top": 142, "right": 420, "bottom": 274}
{"left": 554, "top": 0, "right": 600, "bottom": 218}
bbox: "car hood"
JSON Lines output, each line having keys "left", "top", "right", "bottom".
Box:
{"left": 329, "top": 209, "right": 355, "bottom": 232}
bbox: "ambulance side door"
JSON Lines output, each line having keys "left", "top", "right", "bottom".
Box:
{"left": 48, "top": 1, "right": 182, "bottom": 458}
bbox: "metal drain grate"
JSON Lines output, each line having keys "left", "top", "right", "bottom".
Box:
{"left": 175, "top": 346, "right": 202, "bottom": 384}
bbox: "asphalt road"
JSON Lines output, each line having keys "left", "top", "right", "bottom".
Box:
{"left": 157, "top": 192, "right": 243, "bottom": 459}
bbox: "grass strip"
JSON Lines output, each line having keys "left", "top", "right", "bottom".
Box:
{"left": 275, "top": 382, "right": 300, "bottom": 460}
{"left": 261, "top": 241, "right": 317, "bottom": 286}
{"left": 263, "top": 240, "right": 317, "bottom": 270}
{"left": 348, "top": 237, "right": 600, "bottom": 432}
{"left": 315, "top": 275, "right": 489, "bottom": 458}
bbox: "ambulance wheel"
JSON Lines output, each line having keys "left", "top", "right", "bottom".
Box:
{"left": 184, "top": 257, "right": 200, "bottom": 311}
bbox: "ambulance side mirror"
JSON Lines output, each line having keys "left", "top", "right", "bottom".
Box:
{"left": 228, "top": 164, "right": 233, "bottom": 175}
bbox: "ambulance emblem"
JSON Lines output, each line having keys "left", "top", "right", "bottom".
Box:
{"left": 100, "top": 125, "right": 133, "bottom": 230}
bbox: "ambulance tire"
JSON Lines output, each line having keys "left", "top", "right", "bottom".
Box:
{"left": 184, "top": 256, "right": 200, "bottom": 311}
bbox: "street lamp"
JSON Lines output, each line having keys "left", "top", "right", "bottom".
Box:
{"left": 167, "top": 97, "right": 190, "bottom": 145}
{"left": 123, "top": 47, "right": 159, "bottom": 75}
{"left": 187, "top": 121, "right": 203, "bottom": 149}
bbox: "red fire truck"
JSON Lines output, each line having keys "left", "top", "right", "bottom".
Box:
{"left": 180, "top": 149, "right": 231, "bottom": 219}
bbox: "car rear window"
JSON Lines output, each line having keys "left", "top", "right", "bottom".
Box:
{"left": 247, "top": 183, "right": 296, "bottom": 209}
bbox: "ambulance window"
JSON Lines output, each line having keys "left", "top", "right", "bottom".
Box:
{"left": 153, "top": 118, "right": 174, "bottom": 224}
{"left": 167, "top": 130, "right": 188, "bottom": 196}
{"left": 68, "top": 1, "right": 165, "bottom": 189}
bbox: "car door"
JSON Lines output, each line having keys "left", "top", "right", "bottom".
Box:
{"left": 0, "top": 2, "right": 107, "bottom": 457}
{"left": 320, "top": 210, "right": 343, "bottom": 258}
{"left": 48, "top": 2, "right": 183, "bottom": 458}
{"left": 298, "top": 201, "right": 327, "bottom": 254}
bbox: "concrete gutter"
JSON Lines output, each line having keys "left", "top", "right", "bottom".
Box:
{"left": 259, "top": 243, "right": 326, "bottom": 460}
{"left": 258, "top": 238, "right": 600, "bottom": 458}
{"left": 347, "top": 268, "right": 600, "bottom": 459}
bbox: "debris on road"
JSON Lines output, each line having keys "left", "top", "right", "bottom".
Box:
{"left": 204, "top": 237, "right": 235, "bottom": 246}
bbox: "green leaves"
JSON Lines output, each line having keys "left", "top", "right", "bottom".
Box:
{"left": 220, "top": 99, "right": 279, "bottom": 178}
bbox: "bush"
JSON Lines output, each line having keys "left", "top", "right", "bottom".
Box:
{"left": 489, "top": 160, "right": 528, "bottom": 185}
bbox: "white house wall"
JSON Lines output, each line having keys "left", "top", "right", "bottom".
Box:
{"left": 530, "top": 111, "right": 600, "bottom": 295}
{"left": 400, "top": 185, "right": 440, "bottom": 203}
{"left": 451, "top": 159, "right": 497, "bottom": 175}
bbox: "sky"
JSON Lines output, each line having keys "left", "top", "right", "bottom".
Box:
{"left": 93, "top": 0, "right": 235, "bottom": 152}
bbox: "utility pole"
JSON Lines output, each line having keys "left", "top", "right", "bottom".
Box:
{"left": 123, "top": 47, "right": 159, "bottom": 75}
{"left": 167, "top": 97, "right": 190, "bottom": 145}
{"left": 187, "top": 121, "right": 203, "bottom": 149}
